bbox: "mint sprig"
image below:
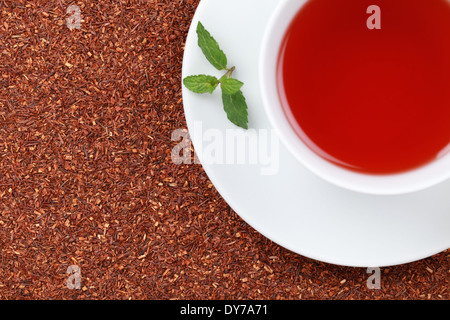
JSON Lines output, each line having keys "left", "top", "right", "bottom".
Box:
{"left": 220, "top": 76, "right": 243, "bottom": 95}
{"left": 183, "top": 21, "right": 248, "bottom": 129}
{"left": 222, "top": 89, "right": 248, "bottom": 130}
{"left": 196, "top": 21, "right": 228, "bottom": 71}
{"left": 183, "top": 75, "right": 219, "bottom": 94}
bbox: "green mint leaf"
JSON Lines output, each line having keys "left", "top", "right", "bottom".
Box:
{"left": 183, "top": 75, "right": 219, "bottom": 94}
{"left": 222, "top": 89, "right": 248, "bottom": 129}
{"left": 220, "top": 76, "right": 244, "bottom": 95}
{"left": 196, "top": 21, "right": 228, "bottom": 71}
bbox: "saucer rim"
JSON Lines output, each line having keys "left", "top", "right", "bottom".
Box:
{"left": 181, "top": 0, "right": 450, "bottom": 267}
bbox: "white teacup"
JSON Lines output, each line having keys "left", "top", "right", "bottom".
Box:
{"left": 259, "top": 0, "right": 450, "bottom": 195}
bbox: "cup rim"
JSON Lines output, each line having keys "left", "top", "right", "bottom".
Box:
{"left": 259, "top": 0, "right": 450, "bottom": 195}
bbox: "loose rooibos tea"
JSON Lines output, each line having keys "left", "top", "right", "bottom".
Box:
{"left": 278, "top": 0, "right": 450, "bottom": 174}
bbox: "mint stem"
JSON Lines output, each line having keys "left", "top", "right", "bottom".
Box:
{"left": 224, "top": 66, "right": 235, "bottom": 78}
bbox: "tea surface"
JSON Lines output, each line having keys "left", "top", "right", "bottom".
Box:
{"left": 278, "top": 0, "right": 450, "bottom": 174}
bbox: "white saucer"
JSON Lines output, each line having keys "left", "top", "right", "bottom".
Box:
{"left": 181, "top": 0, "right": 450, "bottom": 267}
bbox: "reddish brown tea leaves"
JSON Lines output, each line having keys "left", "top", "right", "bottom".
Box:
{"left": 0, "top": 0, "right": 447, "bottom": 300}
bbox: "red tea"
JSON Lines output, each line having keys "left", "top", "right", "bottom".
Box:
{"left": 278, "top": 0, "right": 450, "bottom": 174}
